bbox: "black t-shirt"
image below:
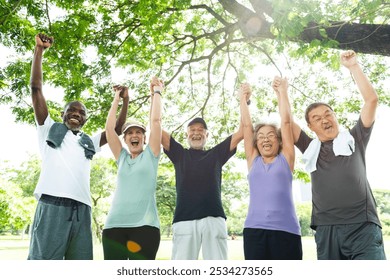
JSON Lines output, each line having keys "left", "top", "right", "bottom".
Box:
{"left": 295, "top": 118, "right": 381, "bottom": 229}
{"left": 164, "top": 135, "right": 236, "bottom": 223}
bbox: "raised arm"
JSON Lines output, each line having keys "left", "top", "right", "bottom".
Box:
{"left": 149, "top": 77, "right": 163, "bottom": 157}
{"left": 105, "top": 86, "right": 128, "bottom": 160}
{"left": 239, "top": 83, "right": 257, "bottom": 170}
{"left": 161, "top": 130, "right": 171, "bottom": 151}
{"left": 30, "top": 34, "right": 53, "bottom": 125}
{"left": 272, "top": 76, "right": 295, "bottom": 171}
{"left": 292, "top": 121, "right": 302, "bottom": 144}
{"left": 230, "top": 121, "right": 244, "bottom": 152}
{"left": 100, "top": 86, "right": 129, "bottom": 147}
{"left": 340, "top": 50, "right": 378, "bottom": 128}
{"left": 230, "top": 83, "right": 252, "bottom": 152}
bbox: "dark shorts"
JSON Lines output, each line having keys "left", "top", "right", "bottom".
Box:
{"left": 314, "top": 222, "right": 387, "bottom": 260}
{"left": 28, "top": 194, "right": 93, "bottom": 260}
{"left": 243, "top": 228, "right": 302, "bottom": 260}
{"left": 102, "top": 226, "right": 160, "bottom": 260}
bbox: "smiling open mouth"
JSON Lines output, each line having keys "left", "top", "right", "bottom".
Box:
{"left": 324, "top": 125, "right": 332, "bottom": 130}
{"left": 69, "top": 118, "right": 80, "bottom": 123}
{"left": 131, "top": 140, "right": 139, "bottom": 146}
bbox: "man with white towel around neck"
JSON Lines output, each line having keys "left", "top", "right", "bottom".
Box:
{"left": 293, "top": 50, "right": 386, "bottom": 260}
{"left": 28, "top": 33, "right": 129, "bottom": 260}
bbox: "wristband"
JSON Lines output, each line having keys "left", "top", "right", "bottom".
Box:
{"left": 153, "top": 90, "right": 162, "bottom": 96}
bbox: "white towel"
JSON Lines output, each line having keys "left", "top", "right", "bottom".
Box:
{"left": 302, "top": 130, "right": 355, "bottom": 173}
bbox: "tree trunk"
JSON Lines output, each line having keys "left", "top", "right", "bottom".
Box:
{"left": 219, "top": 0, "right": 390, "bottom": 56}
{"left": 301, "top": 22, "right": 390, "bottom": 56}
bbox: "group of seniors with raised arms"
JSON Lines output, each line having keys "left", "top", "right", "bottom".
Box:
{"left": 27, "top": 33, "right": 386, "bottom": 260}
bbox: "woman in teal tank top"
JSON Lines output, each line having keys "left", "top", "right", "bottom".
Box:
{"left": 102, "top": 78, "right": 164, "bottom": 260}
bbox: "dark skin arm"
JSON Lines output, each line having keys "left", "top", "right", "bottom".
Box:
{"left": 30, "top": 34, "right": 128, "bottom": 147}
{"left": 99, "top": 87, "right": 129, "bottom": 147}
{"left": 30, "top": 34, "right": 53, "bottom": 125}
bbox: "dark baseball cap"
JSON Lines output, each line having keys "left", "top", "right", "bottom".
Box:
{"left": 187, "top": 117, "right": 208, "bottom": 130}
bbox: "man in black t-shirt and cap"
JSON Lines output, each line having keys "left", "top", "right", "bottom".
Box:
{"left": 162, "top": 117, "right": 243, "bottom": 259}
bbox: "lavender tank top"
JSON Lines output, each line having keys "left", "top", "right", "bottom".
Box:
{"left": 245, "top": 154, "right": 301, "bottom": 235}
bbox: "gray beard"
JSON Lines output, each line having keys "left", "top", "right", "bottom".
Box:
{"left": 65, "top": 122, "right": 82, "bottom": 132}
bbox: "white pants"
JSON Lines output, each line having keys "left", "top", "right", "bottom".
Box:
{"left": 171, "top": 216, "right": 228, "bottom": 260}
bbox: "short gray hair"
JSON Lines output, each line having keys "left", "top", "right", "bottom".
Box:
{"left": 253, "top": 123, "right": 282, "bottom": 154}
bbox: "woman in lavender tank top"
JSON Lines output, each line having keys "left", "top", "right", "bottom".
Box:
{"left": 238, "top": 78, "right": 302, "bottom": 260}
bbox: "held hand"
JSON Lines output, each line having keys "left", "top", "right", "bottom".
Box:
{"left": 112, "top": 85, "right": 128, "bottom": 101}
{"left": 238, "top": 83, "right": 252, "bottom": 103}
{"left": 340, "top": 50, "right": 358, "bottom": 69}
{"left": 150, "top": 76, "right": 164, "bottom": 93}
{"left": 272, "top": 76, "right": 288, "bottom": 95}
{"left": 35, "top": 33, "right": 54, "bottom": 50}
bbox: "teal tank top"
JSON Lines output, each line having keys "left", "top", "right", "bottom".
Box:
{"left": 104, "top": 145, "right": 160, "bottom": 229}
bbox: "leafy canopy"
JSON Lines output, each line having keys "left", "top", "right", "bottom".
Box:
{"left": 1, "top": 0, "right": 389, "bottom": 138}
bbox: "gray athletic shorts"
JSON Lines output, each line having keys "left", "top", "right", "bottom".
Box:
{"left": 314, "top": 222, "right": 386, "bottom": 260}
{"left": 28, "top": 194, "right": 93, "bottom": 260}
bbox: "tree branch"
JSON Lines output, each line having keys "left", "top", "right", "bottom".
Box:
{"left": 45, "top": 0, "right": 52, "bottom": 32}
{"left": 249, "top": 0, "right": 273, "bottom": 17}
{"left": 0, "top": 0, "right": 23, "bottom": 25}
{"left": 188, "top": 4, "right": 230, "bottom": 26}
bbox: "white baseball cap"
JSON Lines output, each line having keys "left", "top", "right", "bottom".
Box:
{"left": 122, "top": 120, "right": 146, "bottom": 134}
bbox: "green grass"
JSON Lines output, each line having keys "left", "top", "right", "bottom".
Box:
{"left": 1, "top": 235, "right": 389, "bottom": 260}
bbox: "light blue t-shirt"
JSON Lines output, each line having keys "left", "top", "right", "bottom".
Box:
{"left": 104, "top": 145, "right": 160, "bottom": 229}
{"left": 245, "top": 153, "right": 301, "bottom": 236}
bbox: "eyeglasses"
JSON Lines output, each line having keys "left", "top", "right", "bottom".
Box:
{"left": 311, "top": 111, "right": 335, "bottom": 125}
{"left": 257, "top": 134, "right": 277, "bottom": 142}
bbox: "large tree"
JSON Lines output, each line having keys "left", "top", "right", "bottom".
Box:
{"left": 1, "top": 1, "right": 389, "bottom": 136}
{"left": 219, "top": 0, "right": 390, "bottom": 56}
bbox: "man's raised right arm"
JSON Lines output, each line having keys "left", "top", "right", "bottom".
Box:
{"left": 31, "top": 34, "right": 53, "bottom": 125}
{"left": 162, "top": 130, "right": 171, "bottom": 151}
